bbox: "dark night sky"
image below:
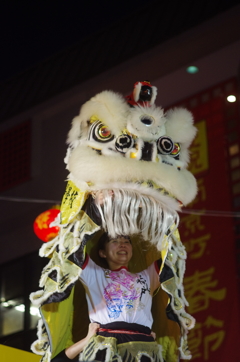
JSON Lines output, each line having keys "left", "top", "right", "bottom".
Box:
{"left": 0, "top": 0, "right": 150, "bottom": 83}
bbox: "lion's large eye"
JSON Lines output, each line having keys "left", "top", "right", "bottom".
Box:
{"left": 171, "top": 143, "right": 181, "bottom": 157}
{"left": 88, "top": 121, "right": 114, "bottom": 143}
{"left": 98, "top": 125, "right": 111, "bottom": 139}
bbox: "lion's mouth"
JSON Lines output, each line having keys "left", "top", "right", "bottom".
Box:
{"left": 94, "top": 188, "right": 179, "bottom": 250}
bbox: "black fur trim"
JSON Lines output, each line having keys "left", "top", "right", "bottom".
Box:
{"left": 67, "top": 196, "right": 101, "bottom": 267}
{"left": 160, "top": 263, "right": 174, "bottom": 284}
{"left": 43, "top": 282, "right": 75, "bottom": 305}
{"left": 82, "top": 195, "right": 102, "bottom": 226}
{"left": 68, "top": 232, "right": 97, "bottom": 268}
{"left": 166, "top": 299, "right": 180, "bottom": 324}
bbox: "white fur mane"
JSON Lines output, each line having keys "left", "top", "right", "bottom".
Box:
{"left": 94, "top": 189, "right": 179, "bottom": 249}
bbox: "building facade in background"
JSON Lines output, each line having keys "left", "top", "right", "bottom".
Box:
{"left": 173, "top": 78, "right": 240, "bottom": 360}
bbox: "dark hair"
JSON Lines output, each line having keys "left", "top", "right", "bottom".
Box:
{"left": 98, "top": 232, "right": 110, "bottom": 252}
{"left": 98, "top": 233, "right": 131, "bottom": 253}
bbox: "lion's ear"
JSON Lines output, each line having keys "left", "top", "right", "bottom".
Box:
{"left": 165, "top": 108, "right": 197, "bottom": 147}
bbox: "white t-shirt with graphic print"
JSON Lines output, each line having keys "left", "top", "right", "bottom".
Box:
{"left": 79, "top": 255, "right": 160, "bottom": 329}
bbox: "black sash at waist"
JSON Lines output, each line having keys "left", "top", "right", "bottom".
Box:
{"left": 97, "top": 322, "right": 154, "bottom": 344}
{"left": 99, "top": 321, "right": 151, "bottom": 335}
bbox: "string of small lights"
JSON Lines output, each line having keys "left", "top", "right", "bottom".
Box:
{"left": 1, "top": 196, "right": 240, "bottom": 217}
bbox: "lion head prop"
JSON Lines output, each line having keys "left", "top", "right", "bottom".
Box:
{"left": 30, "top": 82, "right": 197, "bottom": 362}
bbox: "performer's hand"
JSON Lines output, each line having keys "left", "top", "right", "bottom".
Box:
{"left": 87, "top": 322, "right": 100, "bottom": 339}
{"left": 151, "top": 331, "right": 156, "bottom": 340}
{"left": 95, "top": 190, "right": 114, "bottom": 205}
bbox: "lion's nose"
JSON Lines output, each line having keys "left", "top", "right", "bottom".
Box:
{"left": 141, "top": 142, "right": 154, "bottom": 161}
{"left": 140, "top": 117, "right": 153, "bottom": 126}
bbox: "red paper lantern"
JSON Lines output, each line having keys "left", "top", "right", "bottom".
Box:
{"left": 33, "top": 208, "right": 60, "bottom": 242}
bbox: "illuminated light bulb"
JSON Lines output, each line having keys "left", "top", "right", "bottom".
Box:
{"left": 14, "top": 304, "right": 40, "bottom": 316}
{"left": 227, "top": 95, "right": 236, "bottom": 103}
{"left": 30, "top": 306, "right": 41, "bottom": 316}
{"left": 186, "top": 66, "right": 199, "bottom": 74}
{"left": 15, "top": 304, "right": 25, "bottom": 312}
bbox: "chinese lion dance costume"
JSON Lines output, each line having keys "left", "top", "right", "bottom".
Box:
{"left": 30, "top": 81, "right": 197, "bottom": 362}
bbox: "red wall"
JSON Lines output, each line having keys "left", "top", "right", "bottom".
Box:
{"left": 173, "top": 78, "right": 240, "bottom": 360}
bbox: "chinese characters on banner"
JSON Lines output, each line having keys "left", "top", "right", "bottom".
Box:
{"left": 175, "top": 80, "right": 240, "bottom": 360}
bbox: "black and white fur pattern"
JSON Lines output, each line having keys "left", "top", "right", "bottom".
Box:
{"left": 65, "top": 90, "right": 197, "bottom": 207}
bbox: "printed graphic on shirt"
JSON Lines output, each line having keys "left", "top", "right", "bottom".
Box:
{"left": 103, "top": 268, "right": 150, "bottom": 319}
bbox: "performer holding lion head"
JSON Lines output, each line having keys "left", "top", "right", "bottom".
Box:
{"left": 30, "top": 81, "right": 197, "bottom": 362}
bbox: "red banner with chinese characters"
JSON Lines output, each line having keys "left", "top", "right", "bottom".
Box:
{"left": 172, "top": 78, "right": 240, "bottom": 360}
